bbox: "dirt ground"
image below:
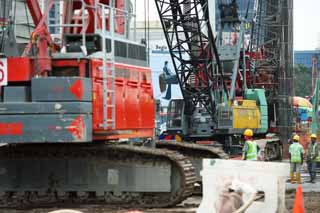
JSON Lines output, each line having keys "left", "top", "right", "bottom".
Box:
{"left": 286, "top": 191, "right": 320, "bottom": 213}
{"left": 0, "top": 191, "right": 319, "bottom": 213}
{"left": 0, "top": 197, "right": 200, "bottom": 213}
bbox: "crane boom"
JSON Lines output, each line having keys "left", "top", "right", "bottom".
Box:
{"left": 154, "top": 0, "right": 227, "bottom": 116}
{"left": 157, "top": 0, "right": 293, "bottom": 161}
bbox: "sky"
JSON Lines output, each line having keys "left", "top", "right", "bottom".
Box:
{"left": 136, "top": 0, "right": 320, "bottom": 51}
{"left": 294, "top": 0, "right": 320, "bottom": 50}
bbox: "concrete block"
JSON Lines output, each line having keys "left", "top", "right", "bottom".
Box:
{"left": 197, "top": 159, "right": 289, "bottom": 213}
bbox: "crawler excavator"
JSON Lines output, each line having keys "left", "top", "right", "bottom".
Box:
{"left": 0, "top": 0, "right": 293, "bottom": 207}
{"left": 155, "top": 0, "right": 294, "bottom": 176}
{"left": 0, "top": 0, "right": 197, "bottom": 207}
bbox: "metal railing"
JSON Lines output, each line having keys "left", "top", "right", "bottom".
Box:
{"left": 45, "top": 0, "right": 92, "bottom": 53}
{"left": 94, "top": 0, "right": 137, "bottom": 41}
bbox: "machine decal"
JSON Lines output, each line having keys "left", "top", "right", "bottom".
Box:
{"left": 0, "top": 58, "right": 8, "bottom": 86}
{"left": 0, "top": 122, "right": 23, "bottom": 135}
{"left": 69, "top": 79, "right": 84, "bottom": 100}
{"left": 66, "top": 116, "right": 85, "bottom": 140}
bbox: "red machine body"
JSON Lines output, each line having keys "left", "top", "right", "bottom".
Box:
{"left": 6, "top": 57, "right": 154, "bottom": 141}
{"left": 7, "top": 57, "right": 33, "bottom": 82}
{"left": 0, "top": 0, "right": 197, "bottom": 208}
{"left": 3, "top": 0, "right": 155, "bottom": 142}
{"left": 91, "top": 61, "right": 154, "bottom": 139}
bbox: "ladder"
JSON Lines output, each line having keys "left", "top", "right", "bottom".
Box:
{"left": 96, "top": 2, "right": 116, "bottom": 129}
{"left": 100, "top": 54, "right": 116, "bottom": 129}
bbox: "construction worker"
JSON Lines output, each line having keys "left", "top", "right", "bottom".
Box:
{"left": 242, "top": 129, "right": 259, "bottom": 161}
{"left": 306, "top": 134, "right": 319, "bottom": 183}
{"left": 289, "top": 135, "right": 304, "bottom": 184}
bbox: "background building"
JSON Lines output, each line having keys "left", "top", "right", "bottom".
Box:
{"left": 294, "top": 50, "right": 320, "bottom": 68}
{"left": 135, "top": 20, "right": 183, "bottom": 105}
{"left": 15, "top": 0, "right": 59, "bottom": 43}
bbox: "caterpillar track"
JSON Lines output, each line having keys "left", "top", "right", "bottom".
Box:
{"left": 0, "top": 144, "right": 196, "bottom": 208}
{"left": 156, "top": 141, "right": 228, "bottom": 182}
{"left": 156, "top": 141, "right": 229, "bottom": 159}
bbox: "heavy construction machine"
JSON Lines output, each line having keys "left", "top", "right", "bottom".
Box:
{"left": 0, "top": 0, "right": 293, "bottom": 208}
{"left": 0, "top": 0, "right": 198, "bottom": 207}
{"left": 155, "top": 0, "right": 294, "bottom": 161}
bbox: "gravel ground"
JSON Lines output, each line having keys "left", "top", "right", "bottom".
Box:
{"left": 1, "top": 188, "right": 320, "bottom": 213}
{"left": 286, "top": 191, "right": 320, "bottom": 213}
{"left": 286, "top": 172, "right": 320, "bottom": 212}
{"left": 0, "top": 197, "right": 200, "bottom": 213}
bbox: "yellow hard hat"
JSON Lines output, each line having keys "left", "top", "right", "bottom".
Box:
{"left": 293, "top": 135, "right": 300, "bottom": 141}
{"left": 311, "top": 134, "right": 317, "bottom": 139}
{"left": 244, "top": 129, "right": 253, "bottom": 137}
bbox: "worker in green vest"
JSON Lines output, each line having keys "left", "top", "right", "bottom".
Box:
{"left": 307, "top": 134, "right": 319, "bottom": 183}
{"left": 242, "top": 129, "right": 259, "bottom": 161}
{"left": 289, "top": 135, "right": 304, "bottom": 184}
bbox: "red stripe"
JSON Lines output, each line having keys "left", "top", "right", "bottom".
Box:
{"left": 0, "top": 123, "right": 23, "bottom": 135}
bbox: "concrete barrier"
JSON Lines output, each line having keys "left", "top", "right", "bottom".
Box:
{"left": 197, "top": 159, "right": 289, "bottom": 213}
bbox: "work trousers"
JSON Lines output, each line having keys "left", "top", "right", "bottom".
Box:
{"left": 290, "top": 162, "right": 301, "bottom": 173}
{"left": 307, "top": 161, "right": 318, "bottom": 181}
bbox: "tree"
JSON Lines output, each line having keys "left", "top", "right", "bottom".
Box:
{"left": 294, "top": 64, "right": 312, "bottom": 97}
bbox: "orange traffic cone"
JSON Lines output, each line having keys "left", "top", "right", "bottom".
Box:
{"left": 293, "top": 185, "right": 305, "bottom": 213}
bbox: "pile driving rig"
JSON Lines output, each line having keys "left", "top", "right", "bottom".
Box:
{"left": 0, "top": 0, "right": 197, "bottom": 207}
{"left": 155, "top": 0, "right": 293, "bottom": 162}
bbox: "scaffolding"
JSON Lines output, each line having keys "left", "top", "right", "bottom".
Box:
{"left": 250, "top": 0, "right": 294, "bottom": 145}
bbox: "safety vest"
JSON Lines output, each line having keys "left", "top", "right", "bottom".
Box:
{"left": 315, "top": 143, "right": 320, "bottom": 162}
{"left": 246, "top": 140, "right": 258, "bottom": 160}
{"left": 290, "top": 142, "right": 303, "bottom": 163}
{"left": 310, "top": 143, "right": 317, "bottom": 161}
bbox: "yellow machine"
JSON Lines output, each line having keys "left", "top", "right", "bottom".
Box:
{"left": 233, "top": 100, "right": 261, "bottom": 129}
